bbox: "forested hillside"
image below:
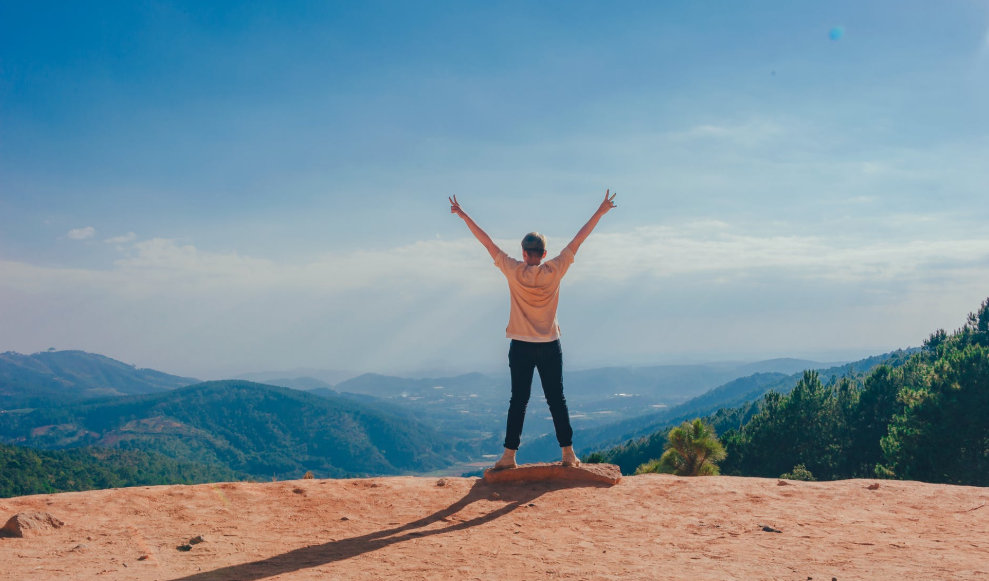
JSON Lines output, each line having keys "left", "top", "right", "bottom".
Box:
{"left": 589, "top": 298, "right": 989, "bottom": 487}
{"left": 0, "top": 381, "right": 461, "bottom": 480}
{"left": 0, "top": 443, "right": 241, "bottom": 498}
{"left": 523, "top": 351, "right": 908, "bottom": 463}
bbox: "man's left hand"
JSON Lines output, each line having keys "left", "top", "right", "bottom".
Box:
{"left": 449, "top": 195, "right": 466, "bottom": 219}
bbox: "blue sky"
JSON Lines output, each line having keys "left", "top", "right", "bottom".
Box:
{"left": 2, "top": 1, "right": 988, "bottom": 378}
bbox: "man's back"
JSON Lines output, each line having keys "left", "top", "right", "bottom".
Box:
{"left": 493, "top": 247, "right": 575, "bottom": 342}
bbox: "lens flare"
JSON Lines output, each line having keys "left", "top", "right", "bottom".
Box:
{"left": 829, "top": 26, "right": 845, "bottom": 41}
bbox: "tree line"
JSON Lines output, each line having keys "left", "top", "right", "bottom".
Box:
{"left": 0, "top": 443, "right": 241, "bottom": 498}
{"left": 596, "top": 298, "right": 989, "bottom": 486}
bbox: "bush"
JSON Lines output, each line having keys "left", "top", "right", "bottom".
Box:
{"left": 780, "top": 464, "right": 816, "bottom": 481}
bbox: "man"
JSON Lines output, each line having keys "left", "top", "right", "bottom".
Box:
{"left": 449, "top": 190, "right": 618, "bottom": 469}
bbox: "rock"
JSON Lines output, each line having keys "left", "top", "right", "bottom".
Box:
{"left": 137, "top": 555, "right": 150, "bottom": 561}
{"left": 70, "top": 544, "right": 88, "bottom": 552}
{"left": 761, "top": 525, "right": 782, "bottom": 533}
{"left": 340, "top": 516, "right": 350, "bottom": 521}
{"left": 777, "top": 480, "right": 790, "bottom": 486}
{"left": 189, "top": 535, "right": 206, "bottom": 545}
{"left": 483, "top": 462, "right": 622, "bottom": 486}
{"left": 867, "top": 483, "right": 880, "bottom": 490}
{"left": 176, "top": 544, "right": 192, "bottom": 552}
{"left": 0, "top": 512, "right": 65, "bottom": 538}
{"left": 436, "top": 478, "right": 449, "bottom": 487}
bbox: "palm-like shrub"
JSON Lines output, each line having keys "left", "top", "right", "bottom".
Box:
{"left": 635, "top": 419, "right": 726, "bottom": 476}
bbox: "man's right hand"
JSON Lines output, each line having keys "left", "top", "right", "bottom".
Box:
{"left": 449, "top": 195, "right": 466, "bottom": 219}
{"left": 449, "top": 195, "right": 501, "bottom": 260}
{"left": 596, "top": 189, "right": 618, "bottom": 216}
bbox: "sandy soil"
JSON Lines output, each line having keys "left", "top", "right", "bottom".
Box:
{"left": 1, "top": 474, "right": 987, "bottom": 580}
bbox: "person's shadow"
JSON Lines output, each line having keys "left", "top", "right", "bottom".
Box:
{"left": 167, "top": 478, "right": 608, "bottom": 581}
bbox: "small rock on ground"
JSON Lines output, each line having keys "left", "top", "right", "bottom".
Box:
{"left": 0, "top": 512, "right": 65, "bottom": 538}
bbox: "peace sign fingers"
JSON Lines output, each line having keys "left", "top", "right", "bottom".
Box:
{"left": 449, "top": 194, "right": 464, "bottom": 216}
{"left": 598, "top": 189, "right": 618, "bottom": 214}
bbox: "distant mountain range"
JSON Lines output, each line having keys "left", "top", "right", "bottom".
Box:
{"left": 0, "top": 350, "right": 199, "bottom": 408}
{"left": 255, "top": 376, "right": 336, "bottom": 391}
{"left": 0, "top": 380, "right": 458, "bottom": 479}
{"left": 232, "top": 368, "right": 359, "bottom": 386}
{"left": 1, "top": 349, "right": 841, "bottom": 413}
{"left": 1, "top": 349, "right": 871, "bottom": 483}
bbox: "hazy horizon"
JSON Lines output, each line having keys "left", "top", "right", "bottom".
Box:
{"left": 3, "top": 1, "right": 987, "bottom": 379}
{"left": 2, "top": 346, "right": 897, "bottom": 382}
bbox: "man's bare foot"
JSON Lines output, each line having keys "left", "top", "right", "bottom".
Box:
{"left": 562, "top": 445, "right": 581, "bottom": 467}
{"left": 494, "top": 448, "right": 517, "bottom": 470}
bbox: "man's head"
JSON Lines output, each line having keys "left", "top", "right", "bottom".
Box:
{"left": 521, "top": 232, "right": 547, "bottom": 266}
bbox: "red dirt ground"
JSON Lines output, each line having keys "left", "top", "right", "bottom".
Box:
{"left": 1, "top": 474, "right": 987, "bottom": 580}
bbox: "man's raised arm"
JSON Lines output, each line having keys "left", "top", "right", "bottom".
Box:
{"left": 565, "top": 190, "right": 617, "bottom": 256}
{"left": 449, "top": 195, "right": 502, "bottom": 260}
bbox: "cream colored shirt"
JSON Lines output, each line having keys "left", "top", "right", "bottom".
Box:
{"left": 493, "top": 247, "right": 575, "bottom": 342}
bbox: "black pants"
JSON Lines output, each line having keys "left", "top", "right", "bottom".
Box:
{"left": 504, "top": 339, "right": 574, "bottom": 450}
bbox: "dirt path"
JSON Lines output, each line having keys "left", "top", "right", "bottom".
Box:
{"left": 1, "top": 474, "right": 987, "bottom": 580}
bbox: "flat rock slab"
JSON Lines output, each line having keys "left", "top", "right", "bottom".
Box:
{"left": 483, "top": 462, "right": 622, "bottom": 485}
{"left": 1, "top": 512, "right": 65, "bottom": 538}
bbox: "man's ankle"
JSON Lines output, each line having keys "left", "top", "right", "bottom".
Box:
{"left": 561, "top": 445, "right": 580, "bottom": 467}
{"left": 494, "top": 447, "right": 518, "bottom": 469}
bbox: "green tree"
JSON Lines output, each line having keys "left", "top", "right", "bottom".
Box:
{"left": 880, "top": 299, "right": 989, "bottom": 485}
{"left": 844, "top": 365, "right": 904, "bottom": 477}
{"left": 635, "top": 419, "right": 725, "bottom": 476}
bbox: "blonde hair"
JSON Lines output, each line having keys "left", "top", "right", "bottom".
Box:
{"left": 521, "top": 232, "right": 546, "bottom": 254}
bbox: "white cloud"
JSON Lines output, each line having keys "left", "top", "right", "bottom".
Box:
{"left": 67, "top": 227, "right": 96, "bottom": 240}
{"left": 104, "top": 232, "right": 137, "bottom": 244}
{"left": 568, "top": 223, "right": 989, "bottom": 285}
{"left": 9, "top": 223, "right": 989, "bottom": 298}
{"left": 672, "top": 119, "right": 787, "bottom": 148}
{"left": 4, "top": 224, "right": 988, "bottom": 376}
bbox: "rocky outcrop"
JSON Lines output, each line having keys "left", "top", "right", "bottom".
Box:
{"left": 0, "top": 512, "right": 65, "bottom": 538}
{"left": 483, "top": 462, "right": 622, "bottom": 485}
